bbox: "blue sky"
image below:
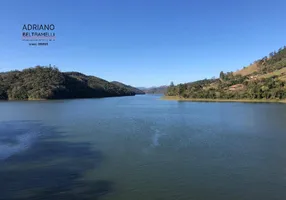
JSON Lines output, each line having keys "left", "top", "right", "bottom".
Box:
{"left": 0, "top": 0, "right": 286, "bottom": 87}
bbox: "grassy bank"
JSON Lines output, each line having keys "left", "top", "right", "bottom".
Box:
{"left": 162, "top": 96, "right": 286, "bottom": 103}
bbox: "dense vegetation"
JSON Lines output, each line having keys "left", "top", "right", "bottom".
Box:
{"left": 166, "top": 46, "right": 286, "bottom": 100}
{"left": 0, "top": 66, "right": 136, "bottom": 100}
{"left": 111, "top": 81, "right": 145, "bottom": 95}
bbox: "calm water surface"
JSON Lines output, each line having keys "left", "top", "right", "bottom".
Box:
{"left": 0, "top": 95, "right": 286, "bottom": 200}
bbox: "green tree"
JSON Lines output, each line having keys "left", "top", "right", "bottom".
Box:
{"left": 219, "top": 71, "right": 225, "bottom": 80}
{"left": 178, "top": 84, "right": 187, "bottom": 97}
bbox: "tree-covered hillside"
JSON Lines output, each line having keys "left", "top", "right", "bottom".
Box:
{"left": 166, "top": 46, "right": 286, "bottom": 100}
{"left": 111, "top": 81, "right": 145, "bottom": 95}
{"left": 0, "top": 66, "right": 136, "bottom": 100}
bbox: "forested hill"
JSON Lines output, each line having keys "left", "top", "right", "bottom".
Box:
{"left": 111, "top": 81, "right": 145, "bottom": 95}
{"left": 0, "top": 66, "right": 136, "bottom": 100}
{"left": 166, "top": 46, "right": 286, "bottom": 100}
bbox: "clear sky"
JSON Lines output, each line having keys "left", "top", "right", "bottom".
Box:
{"left": 0, "top": 0, "right": 286, "bottom": 87}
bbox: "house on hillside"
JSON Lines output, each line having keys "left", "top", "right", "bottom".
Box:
{"left": 249, "top": 75, "right": 258, "bottom": 80}
{"left": 229, "top": 84, "right": 245, "bottom": 91}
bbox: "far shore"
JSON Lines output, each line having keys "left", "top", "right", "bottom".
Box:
{"left": 0, "top": 95, "right": 137, "bottom": 101}
{"left": 161, "top": 96, "right": 286, "bottom": 103}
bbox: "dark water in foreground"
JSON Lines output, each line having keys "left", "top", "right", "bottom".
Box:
{"left": 0, "top": 95, "right": 286, "bottom": 200}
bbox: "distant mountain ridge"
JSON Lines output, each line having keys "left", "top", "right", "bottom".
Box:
{"left": 141, "top": 86, "right": 168, "bottom": 94}
{"left": 0, "top": 66, "right": 138, "bottom": 100}
{"left": 111, "top": 81, "right": 145, "bottom": 94}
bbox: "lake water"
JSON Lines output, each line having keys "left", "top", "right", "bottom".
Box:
{"left": 1, "top": 95, "right": 286, "bottom": 200}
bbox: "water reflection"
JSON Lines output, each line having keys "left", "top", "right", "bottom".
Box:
{"left": 0, "top": 121, "right": 113, "bottom": 200}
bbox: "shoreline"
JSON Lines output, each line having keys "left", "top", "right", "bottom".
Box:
{"left": 0, "top": 94, "right": 139, "bottom": 102}
{"left": 161, "top": 96, "right": 286, "bottom": 103}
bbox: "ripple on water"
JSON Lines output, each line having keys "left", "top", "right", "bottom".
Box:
{"left": 0, "top": 121, "right": 114, "bottom": 200}
{"left": 0, "top": 121, "right": 44, "bottom": 160}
